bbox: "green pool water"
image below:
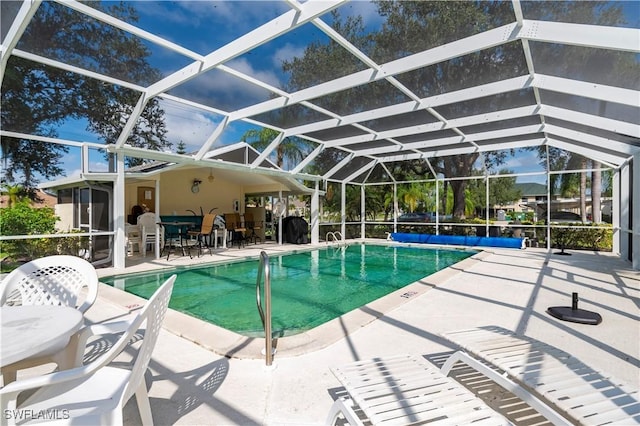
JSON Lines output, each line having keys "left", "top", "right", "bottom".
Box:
{"left": 102, "top": 244, "right": 474, "bottom": 337}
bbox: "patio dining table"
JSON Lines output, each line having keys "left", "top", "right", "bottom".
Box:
{"left": 158, "top": 221, "right": 198, "bottom": 259}
{"left": 1, "top": 305, "right": 83, "bottom": 383}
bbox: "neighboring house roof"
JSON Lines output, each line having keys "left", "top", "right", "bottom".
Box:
{"left": 515, "top": 182, "right": 547, "bottom": 197}
{"left": 0, "top": 189, "right": 56, "bottom": 208}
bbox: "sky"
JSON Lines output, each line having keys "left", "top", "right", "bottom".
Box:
{"left": 21, "top": 0, "right": 631, "bottom": 184}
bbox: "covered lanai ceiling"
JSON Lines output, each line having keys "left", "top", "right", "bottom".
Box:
{"left": 1, "top": 0, "right": 639, "bottom": 185}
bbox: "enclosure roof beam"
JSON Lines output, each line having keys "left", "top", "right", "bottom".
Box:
{"left": 291, "top": 144, "right": 325, "bottom": 175}
{"left": 341, "top": 160, "right": 378, "bottom": 184}
{"left": 0, "top": 0, "right": 42, "bottom": 86}
{"left": 546, "top": 138, "right": 628, "bottom": 167}
{"left": 147, "top": 0, "right": 346, "bottom": 97}
{"left": 322, "top": 154, "right": 355, "bottom": 181}
{"left": 378, "top": 137, "right": 547, "bottom": 162}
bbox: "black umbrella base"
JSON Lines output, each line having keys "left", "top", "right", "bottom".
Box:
{"left": 547, "top": 306, "right": 602, "bottom": 325}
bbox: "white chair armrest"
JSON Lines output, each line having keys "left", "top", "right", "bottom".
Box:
{"left": 72, "top": 319, "right": 133, "bottom": 365}
{"left": 0, "top": 361, "right": 93, "bottom": 415}
{"left": 77, "top": 280, "right": 100, "bottom": 314}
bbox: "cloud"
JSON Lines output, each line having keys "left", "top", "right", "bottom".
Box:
{"left": 160, "top": 100, "right": 219, "bottom": 150}
{"left": 168, "top": 59, "right": 277, "bottom": 112}
{"left": 339, "top": 1, "right": 384, "bottom": 27}
{"left": 226, "top": 57, "right": 281, "bottom": 88}
{"left": 501, "top": 150, "right": 545, "bottom": 174}
{"left": 143, "top": 1, "right": 289, "bottom": 30}
{"left": 272, "top": 43, "right": 305, "bottom": 67}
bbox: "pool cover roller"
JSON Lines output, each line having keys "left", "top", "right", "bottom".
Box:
{"left": 390, "top": 233, "right": 526, "bottom": 249}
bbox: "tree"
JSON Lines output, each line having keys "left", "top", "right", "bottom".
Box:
{"left": 176, "top": 141, "right": 188, "bottom": 155}
{"left": 0, "top": 183, "right": 26, "bottom": 208}
{"left": 535, "top": 147, "right": 607, "bottom": 222}
{"left": 489, "top": 172, "right": 521, "bottom": 216}
{"left": 282, "top": 4, "right": 521, "bottom": 218}
{"left": 399, "top": 183, "right": 423, "bottom": 213}
{"left": 524, "top": 1, "right": 633, "bottom": 222}
{"left": 1, "top": 1, "right": 170, "bottom": 194}
{"left": 282, "top": 2, "right": 632, "bottom": 219}
{"left": 373, "top": 1, "right": 533, "bottom": 218}
{"left": 241, "top": 128, "right": 313, "bottom": 169}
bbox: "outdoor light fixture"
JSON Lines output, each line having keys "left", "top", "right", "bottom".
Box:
{"left": 191, "top": 179, "right": 202, "bottom": 193}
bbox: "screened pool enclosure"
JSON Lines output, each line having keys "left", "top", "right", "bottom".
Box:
{"left": 1, "top": 0, "right": 638, "bottom": 269}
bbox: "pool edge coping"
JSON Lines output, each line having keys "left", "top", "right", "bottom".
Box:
{"left": 95, "top": 245, "right": 491, "bottom": 360}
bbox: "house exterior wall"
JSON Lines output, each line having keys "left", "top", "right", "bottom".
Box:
{"left": 55, "top": 203, "right": 74, "bottom": 232}
{"left": 126, "top": 169, "right": 245, "bottom": 219}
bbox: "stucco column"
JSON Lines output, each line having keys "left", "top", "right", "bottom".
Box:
{"left": 113, "top": 151, "right": 126, "bottom": 269}
{"left": 310, "top": 180, "right": 319, "bottom": 244}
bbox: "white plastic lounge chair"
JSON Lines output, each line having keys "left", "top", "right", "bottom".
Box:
{"left": 441, "top": 326, "right": 640, "bottom": 426}
{"left": 0, "top": 274, "right": 176, "bottom": 426}
{"left": 326, "top": 354, "right": 511, "bottom": 425}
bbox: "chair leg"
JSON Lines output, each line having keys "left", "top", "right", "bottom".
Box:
{"left": 325, "top": 397, "right": 363, "bottom": 426}
{"left": 135, "top": 383, "right": 154, "bottom": 425}
{"left": 52, "top": 332, "right": 82, "bottom": 369}
{"left": 1, "top": 368, "right": 17, "bottom": 387}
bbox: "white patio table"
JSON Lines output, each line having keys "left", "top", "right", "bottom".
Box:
{"left": 1, "top": 305, "right": 83, "bottom": 382}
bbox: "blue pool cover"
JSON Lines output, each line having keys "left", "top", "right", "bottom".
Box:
{"left": 391, "top": 233, "right": 526, "bottom": 249}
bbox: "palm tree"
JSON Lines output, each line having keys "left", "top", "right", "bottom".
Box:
{"left": 1, "top": 184, "right": 25, "bottom": 208}
{"left": 400, "top": 183, "right": 423, "bottom": 213}
{"left": 241, "top": 128, "right": 314, "bottom": 169}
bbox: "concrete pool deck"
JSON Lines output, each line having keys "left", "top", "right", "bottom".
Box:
{"left": 21, "top": 241, "right": 640, "bottom": 425}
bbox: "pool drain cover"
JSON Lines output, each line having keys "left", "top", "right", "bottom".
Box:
{"left": 547, "top": 292, "right": 602, "bottom": 325}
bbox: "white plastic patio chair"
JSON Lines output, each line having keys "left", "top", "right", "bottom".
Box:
{"left": 0, "top": 254, "right": 98, "bottom": 313}
{"left": 0, "top": 274, "right": 176, "bottom": 426}
{"left": 126, "top": 224, "right": 143, "bottom": 256}
{"left": 0, "top": 255, "right": 100, "bottom": 384}
{"left": 137, "top": 212, "right": 162, "bottom": 257}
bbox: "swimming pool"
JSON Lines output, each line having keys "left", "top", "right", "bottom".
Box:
{"left": 102, "top": 244, "right": 475, "bottom": 338}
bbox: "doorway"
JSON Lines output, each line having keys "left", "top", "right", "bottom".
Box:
{"left": 137, "top": 186, "right": 155, "bottom": 212}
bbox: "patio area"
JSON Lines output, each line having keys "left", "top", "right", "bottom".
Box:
{"left": 81, "top": 244, "right": 639, "bottom": 425}
{"left": 1, "top": 1, "right": 638, "bottom": 423}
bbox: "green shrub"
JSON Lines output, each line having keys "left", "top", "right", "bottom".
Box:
{"left": 0, "top": 202, "right": 57, "bottom": 236}
{"left": 0, "top": 203, "right": 89, "bottom": 268}
{"left": 1, "top": 203, "right": 56, "bottom": 260}
{"left": 550, "top": 224, "right": 613, "bottom": 251}
{"left": 56, "top": 231, "right": 91, "bottom": 256}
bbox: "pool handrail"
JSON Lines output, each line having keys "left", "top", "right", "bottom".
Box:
{"left": 255, "top": 251, "right": 273, "bottom": 366}
{"left": 325, "top": 231, "right": 344, "bottom": 244}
